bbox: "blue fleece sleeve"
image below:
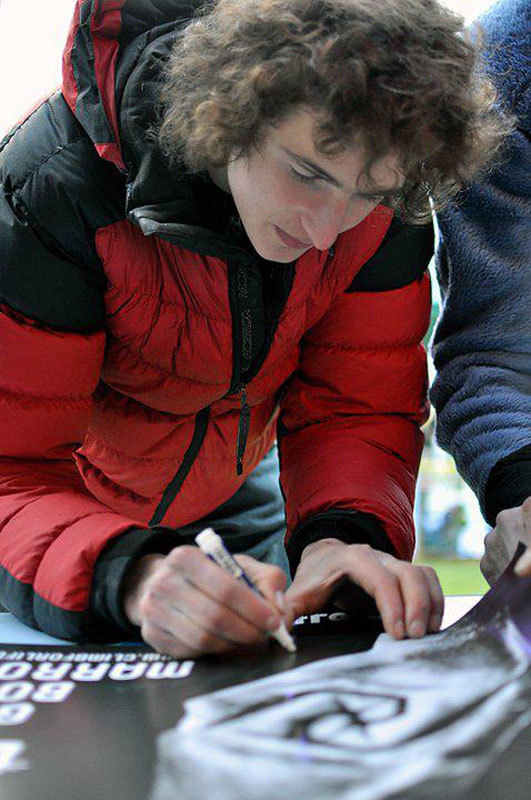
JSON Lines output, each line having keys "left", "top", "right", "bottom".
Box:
{"left": 431, "top": 0, "right": 531, "bottom": 521}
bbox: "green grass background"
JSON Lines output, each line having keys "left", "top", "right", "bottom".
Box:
{"left": 414, "top": 555, "right": 489, "bottom": 595}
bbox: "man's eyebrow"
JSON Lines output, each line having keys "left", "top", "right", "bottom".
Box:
{"left": 283, "top": 147, "right": 404, "bottom": 197}
{"left": 284, "top": 147, "right": 343, "bottom": 187}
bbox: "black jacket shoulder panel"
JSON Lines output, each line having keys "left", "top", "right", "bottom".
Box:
{"left": 0, "top": 190, "right": 105, "bottom": 332}
{"left": 1, "top": 92, "right": 127, "bottom": 265}
{"left": 0, "top": 93, "right": 127, "bottom": 332}
{"left": 346, "top": 216, "right": 434, "bottom": 293}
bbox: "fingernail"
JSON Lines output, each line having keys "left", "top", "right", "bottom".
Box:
{"left": 514, "top": 551, "right": 531, "bottom": 576}
{"left": 275, "top": 591, "right": 287, "bottom": 614}
{"left": 408, "top": 620, "right": 425, "bottom": 638}
{"left": 394, "top": 620, "right": 405, "bottom": 639}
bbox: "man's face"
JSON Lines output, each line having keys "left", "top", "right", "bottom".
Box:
{"left": 225, "top": 110, "right": 404, "bottom": 262}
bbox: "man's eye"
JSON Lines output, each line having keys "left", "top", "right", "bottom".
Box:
{"left": 289, "top": 167, "right": 320, "bottom": 185}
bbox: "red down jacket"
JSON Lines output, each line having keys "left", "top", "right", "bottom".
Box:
{"left": 0, "top": 0, "right": 432, "bottom": 640}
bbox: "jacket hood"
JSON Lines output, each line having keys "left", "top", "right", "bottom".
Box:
{"left": 61, "top": 0, "right": 199, "bottom": 177}
{"left": 61, "top": 0, "right": 223, "bottom": 235}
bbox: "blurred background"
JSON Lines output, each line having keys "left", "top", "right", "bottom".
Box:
{"left": 0, "top": 0, "right": 497, "bottom": 595}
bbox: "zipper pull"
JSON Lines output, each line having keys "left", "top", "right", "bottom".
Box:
{"left": 236, "top": 386, "right": 251, "bottom": 476}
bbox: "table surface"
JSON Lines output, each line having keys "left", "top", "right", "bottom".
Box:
{"left": 0, "top": 594, "right": 529, "bottom": 800}
{"left": 0, "top": 595, "right": 481, "bottom": 646}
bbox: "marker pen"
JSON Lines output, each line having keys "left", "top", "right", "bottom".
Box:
{"left": 195, "top": 528, "right": 297, "bottom": 653}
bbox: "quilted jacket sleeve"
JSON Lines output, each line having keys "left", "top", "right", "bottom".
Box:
{"left": 0, "top": 95, "right": 160, "bottom": 641}
{"left": 0, "top": 309, "right": 138, "bottom": 638}
{"left": 280, "top": 220, "right": 432, "bottom": 569}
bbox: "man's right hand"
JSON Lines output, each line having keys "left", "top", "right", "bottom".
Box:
{"left": 122, "top": 546, "right": 287, "bottom": 658}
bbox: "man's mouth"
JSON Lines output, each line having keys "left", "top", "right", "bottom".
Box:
{"left": 274, "top": 225, "right": 310, "bottom": 250}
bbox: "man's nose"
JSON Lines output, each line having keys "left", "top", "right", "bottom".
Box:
{"left": 300, "top": 194, "right": 350, "bottom": 251}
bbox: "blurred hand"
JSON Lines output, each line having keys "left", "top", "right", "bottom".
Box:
{"left": 285, "top": 538, "right": 444, "bottom": 640}
{"left": 122, "top": 546, "right": 287, "bottom": 658}
{"left": 481, "top": 497, "right": 531, "bottom": 586}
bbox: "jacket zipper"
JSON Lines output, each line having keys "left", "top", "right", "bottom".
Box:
{"left": 149, "top": 406, "right": 210, "bottom": 527}
{"left": 236, "top": 385, "right": 251, "bottom": 476}
{"left": 228, "top": 259, "right": 253, "bottom": 475}
{"left": 131, "top": 215, "right": 257, "bottom": 481}
{"left": 132, "top": 213, "right": 295, "bottom": 484}
{"left": 229, "top": 259, "right": 296, "bottom": 475}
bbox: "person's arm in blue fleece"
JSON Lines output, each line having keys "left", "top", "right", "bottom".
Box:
{"left": 431, "top": 0, "right": 531, "bottom": 583}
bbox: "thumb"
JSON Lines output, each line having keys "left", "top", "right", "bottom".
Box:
{"left": 284, "top": 581, "right": 314, "bottom": 627}
{"left": 235, "top": 555, "right": 287, "bottom": 617}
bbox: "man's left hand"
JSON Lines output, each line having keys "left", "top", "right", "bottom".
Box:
{"left": 285, "top": 538, "right": 444, "bottom": 639}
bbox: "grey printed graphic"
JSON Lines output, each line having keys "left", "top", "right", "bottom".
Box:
{"left": 151, "top": 558, "right": 531, "bottom": 800}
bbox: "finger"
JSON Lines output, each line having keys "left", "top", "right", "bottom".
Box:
{"left": 168, "top": 572, "right": 270, "bottom": 646}
{"left": 515, "top": 501, "right": 531, "bottom": 574}
{"left": 420, "top": 565, "right": 445, "bottom": 632}
{"left": 521, "top": 497, "right": 531, "bottom": 537}
{"left": 167, "top": 547, "right": 282, "bottom": 633}
{"left": 514, "top": 547, "right": 531, "bottom": 577}
{"left": 236, "top": 555, "right": 287, "bottom": 614}
{"left": 141, "top": 618, "right": 203, "bottom": 659}
{"left": 391, "top": 563, "right": 432, "bottom": 638}
{"left": 141, "top": 613, "right": 232, "bottom": 658}
{"left": 342, "top": 546, "right": 406, "bottom": 639}
{"left": 480, "top": 530, "right": 511, "bottom": 586}
{"left": 285, "top": 556, "right": 344, "bottom": 624}
{"left": 138, "top": 575, "right": 232, "bottom": 654}
{"left": 141, "top": 579, "right": 263, "bottom": 653}
{"left": 495, "top": 507, "right": 526, "bottom": 546}
{"left": 522, "top": 496, "right": 531, "bottom": 516}
{"left": 284, "top": 584, "right": 310, "bottom": 626}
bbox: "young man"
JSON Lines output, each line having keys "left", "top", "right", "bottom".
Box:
{"left": 0, "top": 0, "right": 506, "bottom": 656}
{"left": 431, "top": 0, "right": 530, "bottom": 584}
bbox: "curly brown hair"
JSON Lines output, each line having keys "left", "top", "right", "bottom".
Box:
{"left": 158, "top": 0, "right": 513, "bottom": 222}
